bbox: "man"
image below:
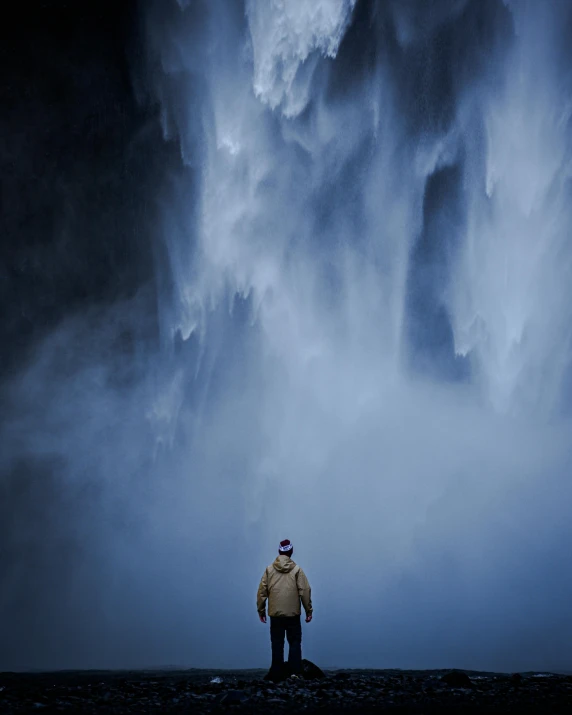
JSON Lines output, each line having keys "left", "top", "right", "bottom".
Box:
{"left": 257, "top": 539, "right": 313, "bottom": 677}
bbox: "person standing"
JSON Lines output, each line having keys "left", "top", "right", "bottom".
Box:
{"left": 257, "top": 539, "right": 313, "bottom": 677}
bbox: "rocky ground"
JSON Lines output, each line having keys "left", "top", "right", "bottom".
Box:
{"left": 1, "top": 665, "right": 572, "bottom": 713}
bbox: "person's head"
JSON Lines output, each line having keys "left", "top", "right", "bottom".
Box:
{"left": 278, "top": 539, "right": 293, "bottom": 558}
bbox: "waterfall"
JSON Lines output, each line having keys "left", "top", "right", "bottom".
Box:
{"left": 147, "top": 0, "right": 572, "bottom": 417}
{"left": 138, "top": 0, "right": 572, "bottom": 669}
{"left": 2, "top": 0, "right": 572, "bottom": 672}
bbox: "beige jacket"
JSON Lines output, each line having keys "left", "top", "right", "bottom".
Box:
{"left": 257, "top": 555, "right": 313, "bottom": 618}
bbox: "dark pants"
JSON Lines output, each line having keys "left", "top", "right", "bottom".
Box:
{"left": 270, "top": 616, "right": 302, "bottom": 674}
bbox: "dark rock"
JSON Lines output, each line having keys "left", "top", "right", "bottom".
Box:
{"left": 440, "top": 671, "right": 472, "bottom": 688}
{"left": 264, "top": 659, "right": 325, "bottom": 682}
{"left": 301, "top": 659, "right": 326, "bottom": 680}
{"left": 334, "top": 672, "right": 351, "bottom": 681}
{"left": 6, "top": 667, "right": 572, "bottom": 713}
{"left": 216, "top": 689, "right": 249, "bottom": 705}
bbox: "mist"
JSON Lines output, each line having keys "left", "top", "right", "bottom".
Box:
{"left": 2, "top": 0, "right": 572, "bottom": 673}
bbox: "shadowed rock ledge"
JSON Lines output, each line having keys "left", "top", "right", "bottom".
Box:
{"left": 1, "top": 666, "right": 572, "bottom": 713}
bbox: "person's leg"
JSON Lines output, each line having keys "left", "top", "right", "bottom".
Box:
{"left": 285, "top": 615, "right": 302, "bottom": 674}
{"left": 270, "top": 617, "right": 286, "bottom": 672}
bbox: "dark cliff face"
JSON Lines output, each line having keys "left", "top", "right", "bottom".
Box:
{"left": 0, "top": 2, "right": 173, "bottom": 670}
{"left": 0, "top": 0, "right": 165, "bottom": 375}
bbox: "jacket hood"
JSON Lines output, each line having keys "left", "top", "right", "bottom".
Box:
{"left": 272, "top": 555, "right": 296, "bottom": 573}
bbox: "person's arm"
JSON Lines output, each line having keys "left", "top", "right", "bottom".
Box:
{"left": 257, "top": 569, "right": 269, "bottom": 623}
{"left": 296, "top": 568, "right": 313, "bottom": 622}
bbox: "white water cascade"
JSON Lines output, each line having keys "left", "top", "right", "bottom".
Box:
{"left": 139, "top": 0, "right": 572, "bottom": 669}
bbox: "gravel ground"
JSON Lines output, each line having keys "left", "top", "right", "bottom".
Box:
{"left": 1, "top": 666, "right": 572, "bottom": 713}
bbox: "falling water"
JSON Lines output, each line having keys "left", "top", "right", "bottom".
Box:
{"left": 2, "top": 0, "right": 572, "bottom": 672}
{"left": 145, "top": 0, "right": 572, "bottom": 416}
{"left": 139, "top": 0, "right": 572, "bottom": 668}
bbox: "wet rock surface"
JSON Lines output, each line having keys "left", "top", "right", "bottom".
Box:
{"left": 1, "top": 667, "right": 572, "bottom": 713}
